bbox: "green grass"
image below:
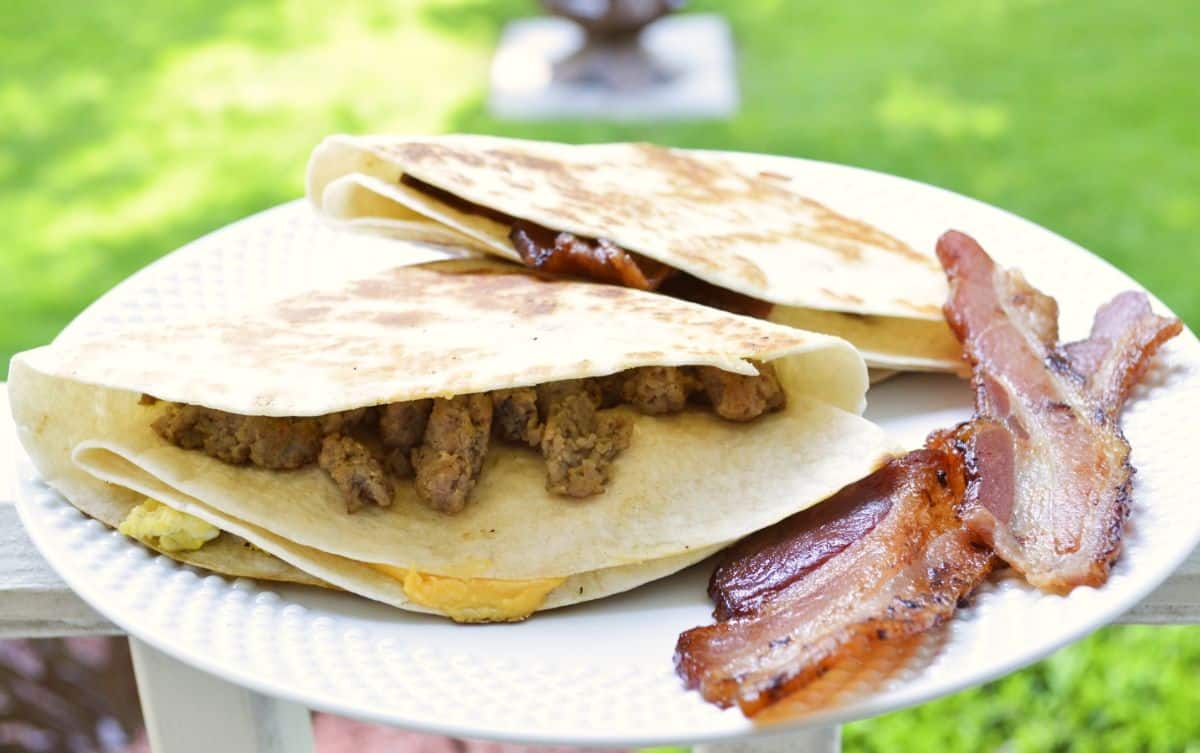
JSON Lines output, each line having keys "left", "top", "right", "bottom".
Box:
{"left": 2, "top": 1, "right": 1197, "bottom": 749}
{"left": 846, "top": 626, "right": 1200, "bottom": 753}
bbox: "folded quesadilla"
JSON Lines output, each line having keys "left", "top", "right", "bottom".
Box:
{"left": 306, "top": 134, "right": 965, "bottom": 373}
{"left": 10, "top": 252, "right": 892, "bottom": 622}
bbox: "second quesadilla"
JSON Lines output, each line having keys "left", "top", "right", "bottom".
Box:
{"left": 306, "top": 134, "right": 965, "bottom": 373}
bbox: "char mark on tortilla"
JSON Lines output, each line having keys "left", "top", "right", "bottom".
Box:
{"left": 150, "top": 364, "right": 786, "bottom": 515}
{"left": 937, "top": 230, "right": 1182, "bottom": 593}
{"left": 674, "top": 446, "right": 995, "bottom": 714}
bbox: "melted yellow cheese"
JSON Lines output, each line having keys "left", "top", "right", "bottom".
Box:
{"left": 370, "top": 564, "right": 565, "bottom": 623}
{"left": 119, "top": 498, "right": 220, "bottom": 552}
{"left": 119, "top": 498, "right": 563, "bottom": 622}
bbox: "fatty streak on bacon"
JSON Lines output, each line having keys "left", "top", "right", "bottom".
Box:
{"left": 937, "top": 230, "right": 1181, "bottom": 593}
{"left": 706, "top": 472, "right": 895, "bottom": 621}
{"left": 674, "top": 447, "right": 995, "bottom": 714}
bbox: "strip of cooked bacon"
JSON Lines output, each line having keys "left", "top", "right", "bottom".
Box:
{"left": 1062, "top": 290, "right": 1183, "bottom": 419}
{"left": 674, "top": 448, "right": 994, "bottom": 714}
{"left": 674, "top": 233, "right": 1180, "bottom": 716}
{"left": 937, "top": 230, "right": 1181, "bottom": 593}
{"left": 706, "top": 468, "right": 896, "bottom": 622}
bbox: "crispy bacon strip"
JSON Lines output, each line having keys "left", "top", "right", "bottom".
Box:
{"left": 674, "top": 231, "right": 1179, "bottom": 716}
{"left": 937, "top": 230, "right": 1181, "bottom": 593}
{"left": 1062, "top": 290, "right": 1183, "bottom": 419}
{"left": 707, "top": 468, "right": 895, "bottom": 621}
{"left": 674, "top": 448, "right": 994, "bottom": 714}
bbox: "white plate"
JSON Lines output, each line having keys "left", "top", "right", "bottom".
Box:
{"left": 14, "top": 168, "right": 1200, "bottom": 748}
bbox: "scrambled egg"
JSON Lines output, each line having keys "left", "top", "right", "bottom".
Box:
{"left": 119, "top": 498, "right": 220, "bottom": 552}
{"left": 119, "top": 498, "right": 563, "bottom": 622}
{"left": 371, "top": 564, "right": 564, "bottom": 623}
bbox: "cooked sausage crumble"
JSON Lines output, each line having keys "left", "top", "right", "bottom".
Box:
{"left": 148, "top": 363, "right": 784, "bottom": 514}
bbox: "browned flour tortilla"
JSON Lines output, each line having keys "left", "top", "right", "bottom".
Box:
{"left": 10, "top": 250, "right": 894, "bottom": 621}
{"left": 306, "top": 134, "right": 964, "bottom": 373}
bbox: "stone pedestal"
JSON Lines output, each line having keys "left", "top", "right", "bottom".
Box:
{"left": 488, "top": 13, "right": 738, "bottom": 121}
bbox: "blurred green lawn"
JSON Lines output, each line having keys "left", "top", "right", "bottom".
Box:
{"left": 2, "top": 1, "right": 1197, "bottom": 750}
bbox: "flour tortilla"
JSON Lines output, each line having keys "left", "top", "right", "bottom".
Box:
{"left": 306, "top": 134, "right": 963, "bottom": 372}
{"left": 9, "top": 254, "right": 892, "bottom": 614}
{"left": 10, "top": 361, "right": 720, "bottom": 612}
{"left": 319, "top": 172, "right": 494, "bottom": 251}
